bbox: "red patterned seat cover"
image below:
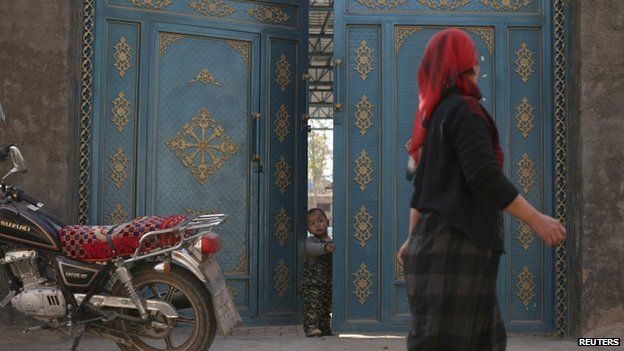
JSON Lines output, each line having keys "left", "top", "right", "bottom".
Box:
{"left": 59, "top": 215, "right": 187, "bottom": 263}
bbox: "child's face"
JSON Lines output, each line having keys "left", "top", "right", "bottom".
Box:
{"left": 306, "top": 213, "right": 329, "bottom": 237}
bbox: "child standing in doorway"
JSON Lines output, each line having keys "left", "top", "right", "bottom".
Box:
{"left": 302, "top": 208, "right": 335, "bottom": 337}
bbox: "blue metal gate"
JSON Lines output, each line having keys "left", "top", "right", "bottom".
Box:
{"left": 88, "top": 0, "right": 307, "bottom": 324}
{"left": 333, "top": 0, "right": 557, "bottom": 333}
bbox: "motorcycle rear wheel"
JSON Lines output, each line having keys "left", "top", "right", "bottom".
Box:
{"left": 111, "top": 265, "right": 217, "bottom": 351}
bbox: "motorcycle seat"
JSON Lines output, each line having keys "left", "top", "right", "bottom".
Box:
{"left": 58, "top": 215, "right": 187, "bottom": 263}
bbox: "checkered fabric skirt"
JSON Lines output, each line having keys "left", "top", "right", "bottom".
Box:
{"left": 404, "top": 213, "right": 506, "bottom": 351}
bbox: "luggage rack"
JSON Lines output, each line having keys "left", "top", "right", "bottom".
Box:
{"left": 124, "top": 214, "right": 227, "bottom": 263}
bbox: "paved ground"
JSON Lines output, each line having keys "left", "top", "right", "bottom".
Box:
{"left": 0, "top": 325, "right": 606, "bottom": 351}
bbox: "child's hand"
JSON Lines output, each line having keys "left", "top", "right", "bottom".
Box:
{"left": 325, "top": 243, "right": 336, "bottom": 253}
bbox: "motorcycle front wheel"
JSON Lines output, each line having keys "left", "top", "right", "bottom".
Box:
{"left": 111, "top": 264, "right": 217, "bottom": 351}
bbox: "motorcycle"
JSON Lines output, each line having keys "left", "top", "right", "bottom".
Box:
{"left": 0, "top": 101, "right": 241, "bottom": 350}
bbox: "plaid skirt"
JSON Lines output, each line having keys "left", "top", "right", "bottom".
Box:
{"left": 404, "top": 213, "right": 506, "bottom": 351}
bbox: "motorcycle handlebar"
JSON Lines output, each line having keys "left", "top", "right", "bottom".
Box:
{"left": 10, "top": 187, "right": 42, "bottom": 207}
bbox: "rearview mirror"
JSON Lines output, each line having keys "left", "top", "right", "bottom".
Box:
{"left": 10, "top": 146, "right": 27, "bottom": 173}
{"left": 2, "top": 146, "right": 27, "bottom": 184}
{"left": 0, "top": 101, "right": 5, "bottom": 122}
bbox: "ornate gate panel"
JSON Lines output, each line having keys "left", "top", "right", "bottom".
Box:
{"left": 334, "top": 0, "right": 565, "bottom": 333}
{"left": 88, "top": 0, "right": 307, "bottom": 323}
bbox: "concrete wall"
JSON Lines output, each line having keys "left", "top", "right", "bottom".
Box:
{"left": 0, "top": 0, "right": 81, "bottom": 324}
{"left": 570, "top": 0, "right": 624, "bottom": 338}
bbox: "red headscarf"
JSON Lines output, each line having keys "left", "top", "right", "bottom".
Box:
{"left": 408, "top": 28, "right": 503, "bottom": 168}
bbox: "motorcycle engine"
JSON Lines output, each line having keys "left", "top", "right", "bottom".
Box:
{"left": 3, "top": 250, "right": 67, "bottom": 319}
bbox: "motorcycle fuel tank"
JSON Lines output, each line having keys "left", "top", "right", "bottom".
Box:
{"left": 0, "top": 202, "right": 63, "bottom": 252}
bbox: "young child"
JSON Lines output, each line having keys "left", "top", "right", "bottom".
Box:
{"left": 302, "top": 208, "right": 335, "bottom": 337}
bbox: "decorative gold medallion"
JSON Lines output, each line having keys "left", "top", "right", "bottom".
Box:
{"left": 112, "top": 92, "right": 130, "bottom": 133}
{"left": 109, "top": 204, "right": 128, "bottom": 225}
{"left": 247, "top": 5, "right": 290, "bottom": 25}
{"left": 225, "top": 40, "right": 251, "bottom": 68}
{"left": 159, "top": 33, "right": 184, "bottom": 58}
{"left": 273, "top": 259, "right": 290, "bottom": 298}
{"left": 515, "top": 42, "right": 535, "bottom": 83}
{"left": 275, "top": 54, "right": 292, "bottom": 92}
{"left": 188, "top": 0, "right": 235, "bottom": 17}
{"left": 188, "top": 68, "right": 223, "bottom": 87}
{"left": 113, "top": 37, "right": 132, "bottom": 78}
{"left": 516, "top": 219, "right": 535, "bottom": 250}
{"left": 274, "top": 207, "right": 290, "bottom": 247}
{"left": 353, "top": 150, "right": 374, "bottom": 192}
{"left": 354, "top": 95, "right": 374, "bottom": 136}
{"left": 109, "top": 148, "right": 129, "bottom": 190}
{"left": 353, "top": 263, "right": 373, "bottom": 305}
{"left": 355, "top": 41, "right": 374, "bottom": 81}
{"left": 127, "top": 0, "right": 173, "bottom": 9}
{"left": 394, "top": 27, "right": 421, "bottom": 54}
{"left": 465, "top": 27, "right": 495, "bottom": 55}
{"left": 356, "top": 0, "right": 406, "bottom": 9}
{"left": 274, "top": 105, "right": 290, "bottom": 143}
{"left": 517, "top": 265, "right": 536, "bottom": 309}
{"left": 166, "top": 108, "right": 240, "bottom": 184}
{"left": 481, "top": 0, "right": 531, "bottom": 11}
{"left": 419, "top": 0, "right": 469, "bottom": 10}
{"left": 353, "top": 206, "right": 373, "bottom": 248}
{"left": 516, "top": 153, "right": 536, "bottom": 194}
{"left": 515, "top": 97, "right": 535, "bottom": 138}
{"left": 275, "top": 155, "right": 292, "bottom": 194}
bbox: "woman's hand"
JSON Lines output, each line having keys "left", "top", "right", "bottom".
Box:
{"left": 397, "top": 239, "right": 410, "bottom": 266}
{"left": 527, "top": 212, "right": 566, "bottom": 247}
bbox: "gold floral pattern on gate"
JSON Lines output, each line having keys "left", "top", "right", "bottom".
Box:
{"left": 354, "top": 95, "right": 374, "bottom": 136}
{"left": 109, "top": 148, "right": 129, "bottom": 189}
{"left": 516, "top": 153, "right": 536, "bottom": 194}
{"left": 419, "top": 0, "right": 469, "bottom": 11}
{"left": 112, "top": 92, "right": 130, "bottom": 133}
{"left": 356, "top": 0, "right": 406, "bottom": 9}
{"left": 113, "top": 37, "right": 132, "bottom": 78}
{"left": 275, "top": 156, "right": 291, "bottom": 193}
{"left": 515, "top": 97, "right": 534, "bottom": 138}
{"left": 275, "top": 54, "right": 292, "bottom": 92}
{"left": 247, "top": 5, "right": 290, "bottom": 25}
{"left": 166, "top": 108, "right": 240, "bottom": 184}
{"left": 353, "top": 206, "right": 373, "bottom": 248}
{"left": 188, "top": 68, "right": 223, "bottom": 87}
{"left": 353, "top": 263, "right": 373, "bottom": 305}
{"left": 225, "top": 40, "right": 251, "bottom": 68}
{"left": 228, "top": 243, "right": 248, "bottom": 275}
{"left": 159, "top": 33, "right": 184, "bottom": 58}
{"left": 355, "top": 41, "right": 374, "bottom": 81}
{"left": 394, "top": 26, "right": 421, "bottom": 54}
{"left": 189, "top": 0, "right": 235, "bottom": 17}
{"left": 517, "top": 266, "right": 536, "bottom": 309}
{"left": 109, "top": 204, "right": 128, "bottom": 225}
{"left": 515, "top": 42, "right": 535, "bottom": 83}
{"left": 516, "top": 219, "right": 535, "bottom": 251}
{"left": 481, "top": 0, "right": 531, "bottom": 11}
{"left": 127, "top": 0, "right": 173, "bottom": 10}
{"left": 274, "top": 105, "right": 290, "bottom": 143}
{"left": 273, "top": 259, "right": 290, "bottom": 298}
{"left": 274, "top": 207, "right": 290, "bottom": 247}
{"left": 353, "top": 150, "right": 374, "bottom": 192}
{"left": 465, "top": 27, "right": 494, "bottom": 55}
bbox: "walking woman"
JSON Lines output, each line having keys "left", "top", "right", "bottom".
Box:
{"left": 397, "top": 29, "right": 566, "bottom": 350}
